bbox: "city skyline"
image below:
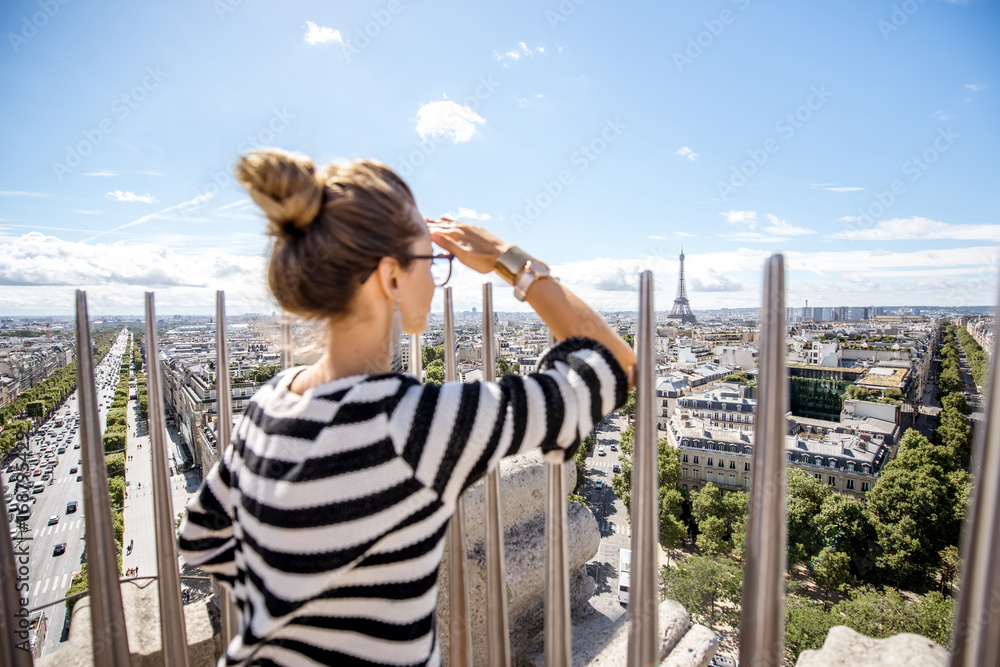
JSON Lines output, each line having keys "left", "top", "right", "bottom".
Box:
{"left": 1, "top": 0, "right": 998, "bottom": 316}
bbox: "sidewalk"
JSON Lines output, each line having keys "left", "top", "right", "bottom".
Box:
{"left": 121, "top": 394, "right": 202, "bottom": 585}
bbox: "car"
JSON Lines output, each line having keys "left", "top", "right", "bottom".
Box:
{"left": 595, "top": 480, "right": 604, "bottom": 490}
{"left": 32, "top": 469, "right": 41, "bottom": 477}
{"left": 57, "top": 448, "right": 66, "bottom": 454}
{"left": 70, "top": 467, "right": 78, "bottom": 474}
{"left": 613, "top": 464, "right": 620, "bottom": 473}
{"left": 76, "top": 475, "right": 82, "bottom": 482}
{"left": 32, "top": 484, "right": 44, "bottom": 494}
{"left": 52, "top": 543, "right": 66, "bottom": 556}
{"left": 48, "top": 515, "right": 59, "bottom": 525}
{"left": 610, "top": 444, "right": 617, "bottom": 451}
{"left": 66, "top": 501, "right": 78, "bottom": 513}
{"left": 74, "top": 443, "right": 80, "bottom": 449}
{"left": 598, "top": 447, "right": 606, "bottom": 456}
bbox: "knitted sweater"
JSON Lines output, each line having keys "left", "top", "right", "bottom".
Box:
{"left": 178, "top": 337, "right": 627, "bottom": 666}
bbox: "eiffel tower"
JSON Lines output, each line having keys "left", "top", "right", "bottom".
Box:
{"left": 666, "top": 248, "right": 697, "bottom": 325}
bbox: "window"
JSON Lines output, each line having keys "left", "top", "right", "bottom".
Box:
{"left": 729, "top": 460, "right": 736, "bottom": 469}
{"left": 693, "top": 456, "right": 699, "bottom": 464}
{"left": 862, "top": 482, "right": 870, "bottom": 492}
{"left": 707, "top": 458, "right": 714, "bottom": 466}
{"left": 846, "top": 479, "right": 855, "bottom": 490}
{"left": 682, "top": 484, "right": 688, "bottom": 492}
{"left": 706, "top": 471, "right": 713, "bottom": 482}
{"left": 814, "top": 473, "right": 822, "bottom": 481}
{"left": 829, "top": 459, "right": 837, "bottom": 468}
{"left": 744, "top": 462, "right": 751, "bottom": 472}
{"left": 692, "top": 486, "right": 699, "bottom": 492}
{"left": 718, "top": 459, "right": 725, "bottom": 468}
{"left": 729, "top": 475, "right": 736, "bottom": 486}
{"left": 682, "top": 467, "right": 688, "bottom": 478}
{"left": 744, "top": 477, "right": 750, "bottom": 487}
{"left": 682, "top": 454, "right": 688, "bottom": 463}
{"left": 847, "top": 462, "right": 855, "bottom": 471}
{"left": 828, "top": 476, "right": 836, "bottom": 486}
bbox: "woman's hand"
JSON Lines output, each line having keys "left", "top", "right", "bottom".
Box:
{"left": 427, "top": 217, "right": 512, "bottom": 275}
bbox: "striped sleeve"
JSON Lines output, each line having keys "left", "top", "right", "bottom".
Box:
{"left": 178, "top": 443, "right": 238, "bottom": 586}
{"left": 388, "top": 337, "right": 627, "bottom": 505}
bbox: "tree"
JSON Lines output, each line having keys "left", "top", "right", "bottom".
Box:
{"left": 785, "top": 596, "right": 840, "bottom": 664}
{"left": 108, "top": 476, "right": 125, "bottom": 509}
{"left": 786, "top": 469, "right": 832, "bottom": 565}
{"left": 695, "top": 515, "right": 729, "bottom": 554}
{"left": 105, "top": 452, "right": 125, "bottom": 478}
{"left": 941, "top": 392, "right": 972, "bottom": 416}
{"left": 723, "top": 372, "right": 749, "bottom": 384}
{"left": 619, "top": 389, "right": 636, "bottom": 419}
{"left": 659, "top": 512, "right": 686, "bottom": 566}
{"left": 424, "top": 359, "right": 444, "bottom": 385}
{"left": 815, "top": 493, "right": 873, "bottom": 577}
{"left": 810, "top": 547, "right": 852, "bottom": 604}
{"left": 622, "top": 333, "right": 635, "bottom": 349}
{"left": 691, "top": 482, "right": 724, "bottom": 525}
{"left": 937, "top": 545, "right": 960, "bottom": 594}
{"left": 422, "top": 344, "right": 444, "bottom": 367}
{"left": 660, "top": 554, "right": 742, "bottom": 629}
{"left": 26, "top": 401, "right": 45, "bottom": 421}
{"left": 496, "top": 357, "right": 511, "bottom": 376}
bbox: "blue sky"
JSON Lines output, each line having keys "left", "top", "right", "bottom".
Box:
{"left": 1, "top": 0, "right": 997, "bottom": 316}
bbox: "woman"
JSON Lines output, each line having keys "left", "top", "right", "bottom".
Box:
{"left": 178, "top": 148, "right": 636, "bottom": 666}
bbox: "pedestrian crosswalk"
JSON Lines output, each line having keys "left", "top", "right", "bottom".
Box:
{"left": 31, "top": 518, "right": 84, "bottom": 538}
{"left": 597, "top": 519, "right": 631, "bottom": 537}
{"left": 28, "top": 571, "right": 74, "bottom": 598}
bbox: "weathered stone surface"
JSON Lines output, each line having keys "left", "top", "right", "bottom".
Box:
{"left": 436, "top": 452, "right": 599, "bottom": 665}
{"left": 795, "top": 625, "right": 948, "bottom": 667}
{"left": 518, "top": 599, "right": 716, "bottom": 667}
{"left": 36, "top": 580, "right": 217, "bottom": 667}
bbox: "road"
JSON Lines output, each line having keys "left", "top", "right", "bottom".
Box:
{"left": 2, "top": 329, "right": 130, "bottom": 656}
{"left": 581, "top": 413, "right": 635, "bottom": 623}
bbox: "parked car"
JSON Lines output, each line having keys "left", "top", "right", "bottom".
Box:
{"left": 613, "top": 464, "right": 620, "bottom": 473}
{"left": 66, "top": 501, "right": 78, "bottom": 513}
{"left": 53, "top": 543, "right": 66, "bottom": 556}
{"left": 595, "top": 480, "right": 604, "bottom": 490}
{"left": 598, "top": 447, "right": 606, "bottom": 456}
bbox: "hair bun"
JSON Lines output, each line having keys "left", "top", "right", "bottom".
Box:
{"left": 235, "top": 148, "right": 324, "bottom": 238}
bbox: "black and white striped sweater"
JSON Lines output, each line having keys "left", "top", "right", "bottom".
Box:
{"left": 178, "top": 337, "right": 627, "bottom": 666}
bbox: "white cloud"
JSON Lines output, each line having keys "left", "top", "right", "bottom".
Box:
{"left": 493, "top": 42, "right": 544, "bottom": 64}
{"left": 84, "top": 170, "right": 118, "bottom": 177}
{"left": 932, "top": 110, "right": 951, "bottom": 121}
{"left": 304, "top": 21, "right": 342, "bottom": 45}
{"left": 716, "top": 231, "right": 786, "bottom": 242}
{"left": 830, "top": 216, "right": 1000, "bottom": 241}
{"left": 690, "top": 268, "right": 745, "bottom": 292}
{"left": 84, "top": 193, "right": 214, "bottom": 242}
{"left": 515, "top": 97, "right": 530, "bottom": 108}
{"left": 965, "top": 83, "right": 986, "bottom": 91}
{"left": 445, "top": 207, "right": 491, "bottom": 221}
{"left": 675, "top": 231, "right": 696, "bottom": 238}
{"left": 675, "top": 146, "right": 699, "bottom": 161}
{"left": 415, "top": 100, "right": 485, "bottom": 143}
{"left": 648, "top": 235, "right": 669, "bottom": 241}
{"left": 721, "top": 210, "right": 757, "bottom": 229}
{"left": 105, "top": 191, "right": 158, "bottom": 203}
{"left": 763, "top": 214, "right": 815, "bottom": 236}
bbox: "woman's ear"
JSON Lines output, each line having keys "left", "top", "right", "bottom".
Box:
{"left": 376, "top": 256, "right": 400, "bottom": 300}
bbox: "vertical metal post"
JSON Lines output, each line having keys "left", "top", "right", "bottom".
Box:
{"left": 950, "top": 292, "right": 1000, "bottom": 666}
{"left": 279, "top": 314, "right": 292, "bottom": 370}
{"left": 214, "top": 292, "right": 239, "bottom": 646}
{"left": 409, "top": 332, "right": 422, "bottom": 379}
{"left": 628, "top": 271, "right": 658, "bottom": 666}
{"left": 740, "top": 255, "right": 787, "bottom": 667}
{"left": 443, "top": 287, "right": 472, "bottom": 667}
{"left": 75, "top": 291, "right": 131, "bottom": 666}
{"left": 482, "top": 283, "right": 512, "bottom": 666}
{"left": 0, "top": 495, "right": 33, "bottom": 666}
{"left": 544, "top": 327, "right": 571, "bottom": 667}
{"left": 144, "top": 293, "right": 190, "bottom": 667}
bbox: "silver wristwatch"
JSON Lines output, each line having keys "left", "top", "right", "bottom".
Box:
{"left": 513, "top": 259, "right": 551, "bottom": 301}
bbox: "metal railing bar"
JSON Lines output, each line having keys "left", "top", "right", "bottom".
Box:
{"left": 215, "top": 291, "right": 240, "bottom": 646}
{"left": 0, "top": 494, "right": 31, "bottom": 665}
{"left": 76, "top": 294, "right": 131, "bottom": 666}
{"left": 482, "top": 283, "right": 512, "bottom": 666}
{"left": 144, "top": 293, "right": 190, "bottom": 666}
{"left": 279, "top": 315, "right": 293, "bottom": 370}
{"left": 443, "top": 287, "right": 472, "bottom": 666}
{"left": 740, "top": 255, "right": 787, "bottom": 667}
{"left": 409, "top": 332, "right": 422, "bottom": 379}
{"left": 949, "top": 288, "right": 1000, "bottom": 666}
{"left": 26, "top": 576, "right": 212, "bottom": 615}
{"left": 544, "top": 328, "right": 571, "bottom": 667}
{"left": 628, "top": 270, "right": 658, "bottom": 666}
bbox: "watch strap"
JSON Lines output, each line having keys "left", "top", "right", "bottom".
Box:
{"left": 494, "top": 246, "right": 532, "bottom": 285}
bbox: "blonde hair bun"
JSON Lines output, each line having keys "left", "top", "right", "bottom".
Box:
{"left": 235, "top": 148, "right": 324, "bottom": 238}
